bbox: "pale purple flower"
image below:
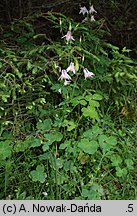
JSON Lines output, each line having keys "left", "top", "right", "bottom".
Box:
{"left": 66, "top": 62, "right": 76, "bottom": 74}
{"left": 89, "top": 5, "right": 97, "bottom": 14}
{"left": 82, "top": 17, "right": 87, "bottom": 23}
{"left": 90, "top": 15, "right": 96, "bottom": 22}
{"left": 58, "top": 69, "right": 72, "bottom": 80}
{"left": 79, "top": 6, "right": 89, "bottom": 15}
{"left": 83, "top": 68, "right": 95, "bottom": 79}
{"left": 64, "top": 80, "right": 71, "bottom": 86}
{"left": 61, "top": 31, "right": 75, "bottom": 41}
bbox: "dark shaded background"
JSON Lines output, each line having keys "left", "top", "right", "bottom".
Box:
{"left": 0, "top": 0, "right": 137, "bottom": 52}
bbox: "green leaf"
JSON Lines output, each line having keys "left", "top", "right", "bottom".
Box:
{"left": 78, "top": 139, "right": 98, "bottom": 154}
{"left": 63, "top": 120, "right": 77, "bottom": 131}
{"left": 14, "top": 140, "right": 29, "bottom": 152}
{"left": 89, "top": 100, "right": 100, "bottom": 108}
{"left": 56, "top": 158, "right": 63, "bottom": 169}
{"left": 82, "top": 106, "right": 99, "bottom": 119}
{"left": 29, "top": 136, "right": 41, "bottom": 148}
{"left": 42, "top": 141, "right": 50, "bottom": 151}
{"left": 116, "top": 167, "right": 127, "bottom": 177}
{"left": 111, "top": 155, "right": 122, "bottom": 167}
{"left": 30, "top": 165, "right": 47, "bottom": 183}
{"left": 27, "top": 61, "right": 33, "bottom": 71}
{"left": 92, "top": 94, "right": 103, "bottom": 100}
{"left": 125, "top": 159, "right": 134, "bottom": 170}
{"left": 36, "top": 118, "right": 52, "bottom": 131}
{"left": 44, "top": 131, "right": 63, "bottom": 143}
{"left": 0, "top": 140, "right": 12, "bottom": 160}
{"left": 107, "top": 136, "right": 117, "bottom": 145}
{"left": 98, "top": 134, "right": 111, "bottom": 152}
{"left": 92, "top": 126, "right": 103, "bottom": 136}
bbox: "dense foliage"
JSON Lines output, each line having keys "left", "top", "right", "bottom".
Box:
{"left": 0, "top": 4, "right": 136, "bottom": 200}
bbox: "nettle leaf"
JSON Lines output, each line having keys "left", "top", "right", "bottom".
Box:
{"left": 30, "top": 165, "right": 47, "bottom": 183}
{"left": 36, "top": 118, "right": 52, "bottom": 131}
{"left": 44, "top": 131, "right": 63, "bottom": 143}
{"left": 111, "top": 155, "right": 122, "bottom": 167}
{"left": 78, "top": 138, "right": 99, "bottom": 154}
{"left": 82, "top": 106, "right": 99, "bottom": 119}
{"left": 92, "top": 94, "right": 103, "bottom": 101}
{"left": 0, "top": 140, "right": 12, "bottom": 160}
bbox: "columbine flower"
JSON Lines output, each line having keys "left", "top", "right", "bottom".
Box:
{"left": 89, "top": 5, "right": 97, "bottom": 14}
{"left": 66, "top": 62, "right": 76, "bottom": 74}
{"left": 61, "top": 31, "right": 75, "bottom": 42}
{"left": 58, "top": 69, "right": 72, "bottom": 80}
{"left": 83, "top": 68, "right": 95, "bottom": 79}
{"left": 79, "top": 6, "right": 89, "bottom": 15}
{"left": 90, "top": 15, "right": 96, "bottom": 22}
{"left": 64, "top": 80, "right": 71, "bottom": 86}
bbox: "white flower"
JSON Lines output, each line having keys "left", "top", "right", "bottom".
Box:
{"left": 58, "top": 69, "right": 72, "bottom": 80}
{"left": 89, "top": 5, "right": 97, "bottom": 14}
{"left": 90, "top": 15, "right": 96, "bottom": 22}
{"left": 61, "top": 31, "right": 75, "bottom": 41}
{"left": 79, "top": 6, "right": 89, "bottom": 15}
{"left": 82, "top": 17, "right": 87, "bottom": 23}
{"left": 83, "top": 68, "right": 95, "bottom": 79}
{"left": 64, "top": 80, "right": 71, "bottom": 86}
{"left": 42, "top": 192, "right": 48, "bottom": 196}
{"left": 66, "top": 62, "right": 76, "bottom": 74}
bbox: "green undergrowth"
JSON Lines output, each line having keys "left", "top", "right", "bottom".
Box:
{"left": 0, "top": 11, "right": 136, "bottom": 200}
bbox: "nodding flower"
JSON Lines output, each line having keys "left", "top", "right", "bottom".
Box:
{"left": 90, "top": 15, "right": 96, "bottom": 22}
{"left": 79, "top": 6, "right": 89, "bottom": 15}
{"left": 58, "top": 69, "right": 72, "bottom": 81}
{"left": 83, "top": 68, "right": 95, "bottom": 79}
{"left": 61, "top": 31, "right": 75, "bottom": 42}
{"left": 89, "top": 5, "right": 97, "bottom": 14}
{"left": 64, "top": 80, "right": 71, "bottom": 86}
{"left": 66, "top": 62, "right": 76, "bottom": 74}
